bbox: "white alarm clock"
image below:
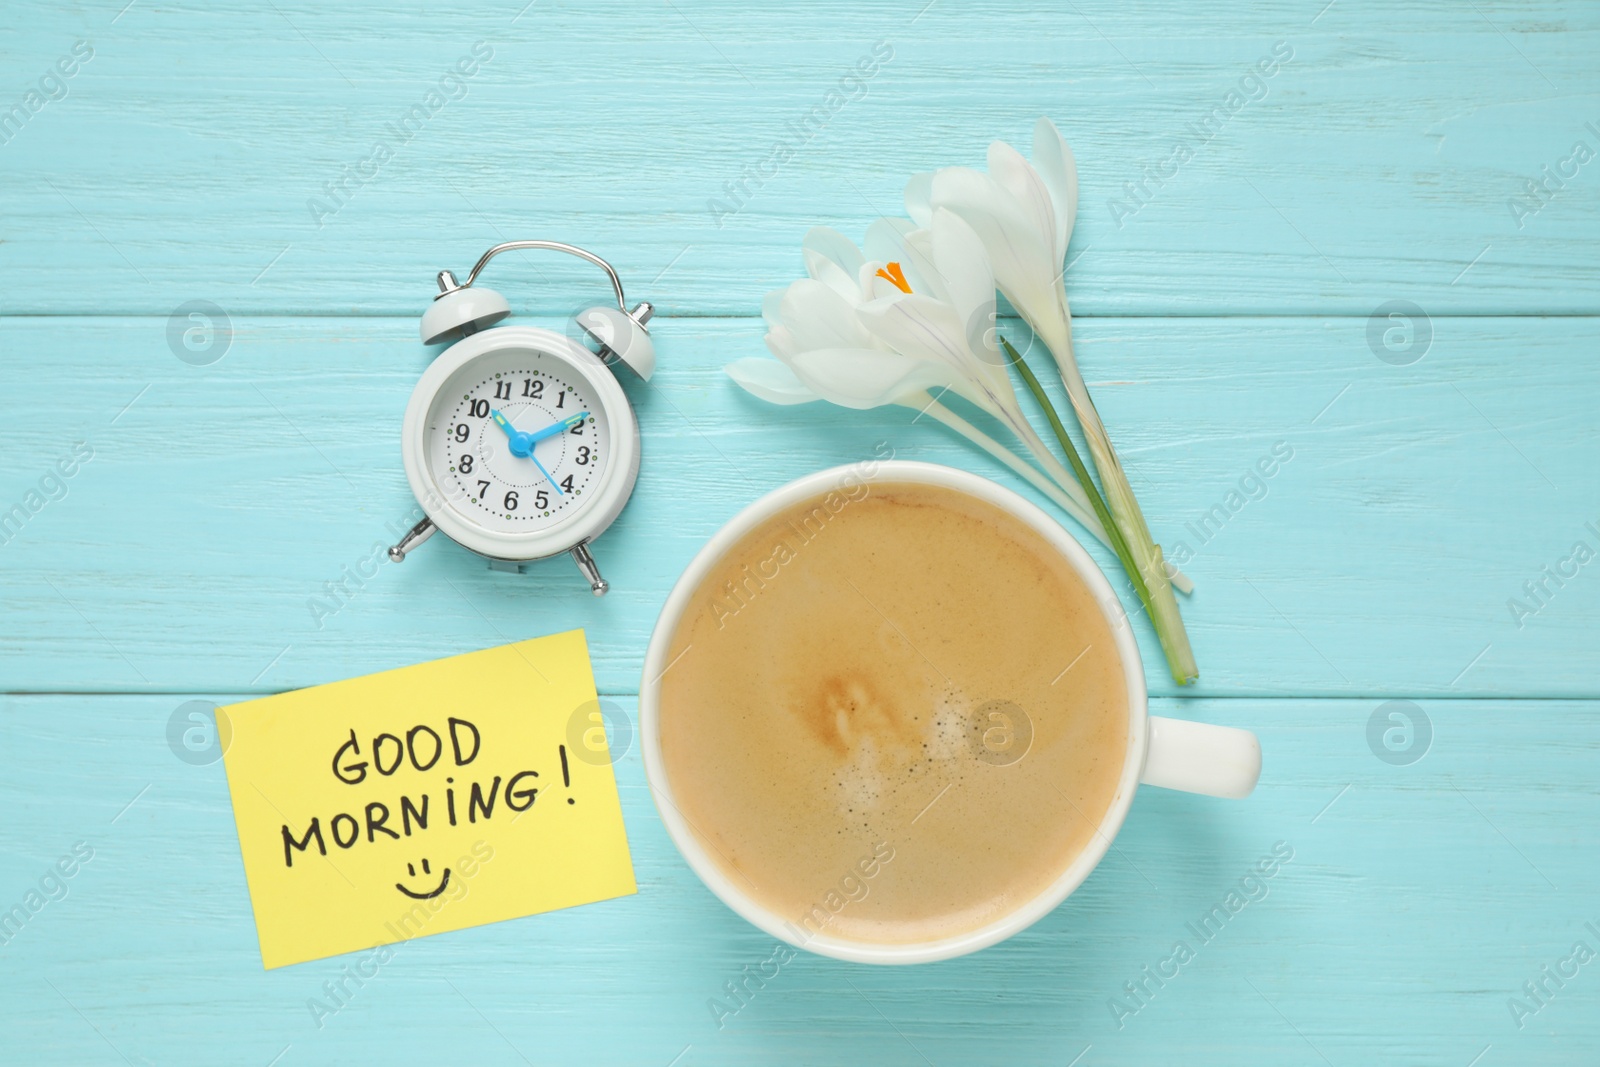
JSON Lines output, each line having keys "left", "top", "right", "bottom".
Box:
{"left": 388, "top": 240, "right": 656, "bottom": 595}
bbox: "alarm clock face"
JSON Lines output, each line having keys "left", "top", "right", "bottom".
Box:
{"left": 401, "top": 326, "right": 640, "bottom": 562}
{"left": 426, "top": 353, "right": 609, "bottom": 532}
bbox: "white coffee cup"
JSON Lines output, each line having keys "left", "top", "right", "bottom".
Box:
{"left": 640, "top": 460, "right": 1261, "bottom": 965}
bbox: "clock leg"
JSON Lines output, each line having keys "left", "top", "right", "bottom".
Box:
{"left": 570, "top": 542, "right": 609, "bottom": 596}
{"left": 387, "top": 517, "right": 437, "bottom": 562}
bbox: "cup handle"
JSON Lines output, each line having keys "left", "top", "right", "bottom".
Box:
{"left": 1140, "top": 716, "right": 1261, "bottom": 799}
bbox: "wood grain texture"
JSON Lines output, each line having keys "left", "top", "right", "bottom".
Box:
{"left": 0, "top": 1, "right": 1598, "bottom": 315}
{"left": 0, "top": 315, "right": 1595, "bottom": 698}
{"left": 2, "top": 696, "right": 1597, "bottom": 1066}
{"left": 2, "top": 0, "right": 1598, "bottom": 1062}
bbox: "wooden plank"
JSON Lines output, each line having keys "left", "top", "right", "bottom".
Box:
{"left": 1, "top": 694, "right": 1595, "bottom": 1065}
{"left": 2, "top": 0, "right": 1596, "bottom": 1060}
{"left": 0, "top": 2, "right": 1598, "bottom": 315}
{"left": 1, "top": 314, "right": 1595, "bottom": 698}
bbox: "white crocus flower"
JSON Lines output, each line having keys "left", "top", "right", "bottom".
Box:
{"left": 854, "top": 210, "right": 1104, "bottom": 508}
{"left": 726, "top": 221, "right": 1113, "bottom": 544}
{"left": 906, "top": 117, "right": 1079, "bottom": 363}
{"left": 909, "top": 117, "right": 1198, "bottom": 684}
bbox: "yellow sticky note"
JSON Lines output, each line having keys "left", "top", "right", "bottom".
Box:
{"left": 218, "top": 629, "right": 635, "bottom": 969}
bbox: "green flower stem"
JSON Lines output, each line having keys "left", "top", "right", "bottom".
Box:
{"left": 1104, "top": 448, "right": 1196, "bottom": 681}
{"left": 1002, "top": 336, "right": 1157, "bottom": 626}
{"left": 1003, "top": 339, "right": 1144, "bottom": 581}
{"left": 899, "top": 392, "right": 1111, "bottom": 545}
{"left": 1070, "top": 381, "right": 1197, "bottom": 685}
{"left": 1002, "top": 336, "right": 1199, "bottom": 686}
{"left": 1076, "top": 398, "right": 1198, "bottom": 684}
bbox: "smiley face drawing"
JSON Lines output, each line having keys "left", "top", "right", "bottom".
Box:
{"left": 395, "top": 858, "right": 451, "bottom": 899}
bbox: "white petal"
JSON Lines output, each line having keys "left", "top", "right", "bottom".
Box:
{"left": 859, "top": 260, "right": 902, "bottom": 301}
{"left": 867, "top": 273, "right": 903, "bottom": 301}
{"left": 856, "top": 293, "right": 965, "bottom": 367}
{"left": 987, "top": 138, "right": 1061, "bottom": 265}
{"left": 856, "top": 293, "right": 1008, "bottom": 400}
{"left": 801, "top": 226, "right": 866, "bottom": 278}
{"left": 929, "top": 208, "right": 997, "bottom": 347}
{"left": 725, "top": 358, "right": 820, "bottom": 405}
{"left": 1032, "top": 117, "right": 1078, "bottom": 254}
{"left": 929, "top": 167, "right": 1059, "bottom": 329}
{"left": 901, "top": 226, "right": 950, "bottom": 305}
{"left": 863, "top": 217, "right": 916, "bottom": 269}
{"left": 778, "top": 278, "right": 872, "bottom": 351}
{"left": 904, "top": 171, "right": 934, "bottom": 227}
{"left": 802, "top": 247, "right": 863, "bottom": 302}
{"left": 761, "top": 288, "right": 786, "bottom": 329}
{"left": 864, "top": 223, "right": 947, "bottom": 307}
{"left": 864, "top": 219, "right": 952, "bottom": 306}
{"left": 786, "top": 346, "right": 954, "bottom": 409}
{"left": 765, "top": 324, "right": 798, "bottom": 360}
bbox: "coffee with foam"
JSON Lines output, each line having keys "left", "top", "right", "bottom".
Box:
{"left": 656, "top": 479, "right": 1128, "bottom": 945}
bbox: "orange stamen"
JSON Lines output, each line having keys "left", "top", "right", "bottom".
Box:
{"left": 875, "top": 261, "right": 912, "bottom": 294}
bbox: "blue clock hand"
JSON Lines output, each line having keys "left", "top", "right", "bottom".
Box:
{"left": 489, "top": 408, "right": 535, "bottom": 457}
{"left": 523, "top": 411, "right": 590, "bottom": 446}
{"left": 490, "top": 408, "right": 585, "bottom": 495}
{"left": 489, "top": 408, "right": 516, "bottom": 437}
{"left": 528, "top": 451, "right": 564, "bottom": 496}
{"left": 522, "top": 412, "right": 589, "bottom": 496}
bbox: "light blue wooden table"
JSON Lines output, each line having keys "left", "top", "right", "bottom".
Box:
{"left": 3, "top": 1, "right": 1598, "bottom": 1063}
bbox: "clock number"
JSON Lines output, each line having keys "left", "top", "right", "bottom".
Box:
{"left": 559, "top": 474, "right": 574, "bottom": 493}
{"left": 458, "top": 454, "right": 473, "bottom": 473}
{"left": 469, "top": 399, "right": 489, "bottom": 418}
{"left": 522, "top": 378, "right": 543, "bottom": 398}
{"left": 476, "top": 480, "right": 489, "bottom": 498}
{"left": 569, "top": 419, "right": 583, "bottom": 435}
{"left": 454, "top": 423, "right": 470, "bottom": 443}
{"left": 494, "top": 381, "right": 512, "bottom": 400}
{"left": 575, "top": 446, "right": 591, "bottom": 466}
{"left": 504, "top": 491, "right": 518, "bottom": 511}
{"left": 555, "top": 390, "right": 565, "bottom": 409}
